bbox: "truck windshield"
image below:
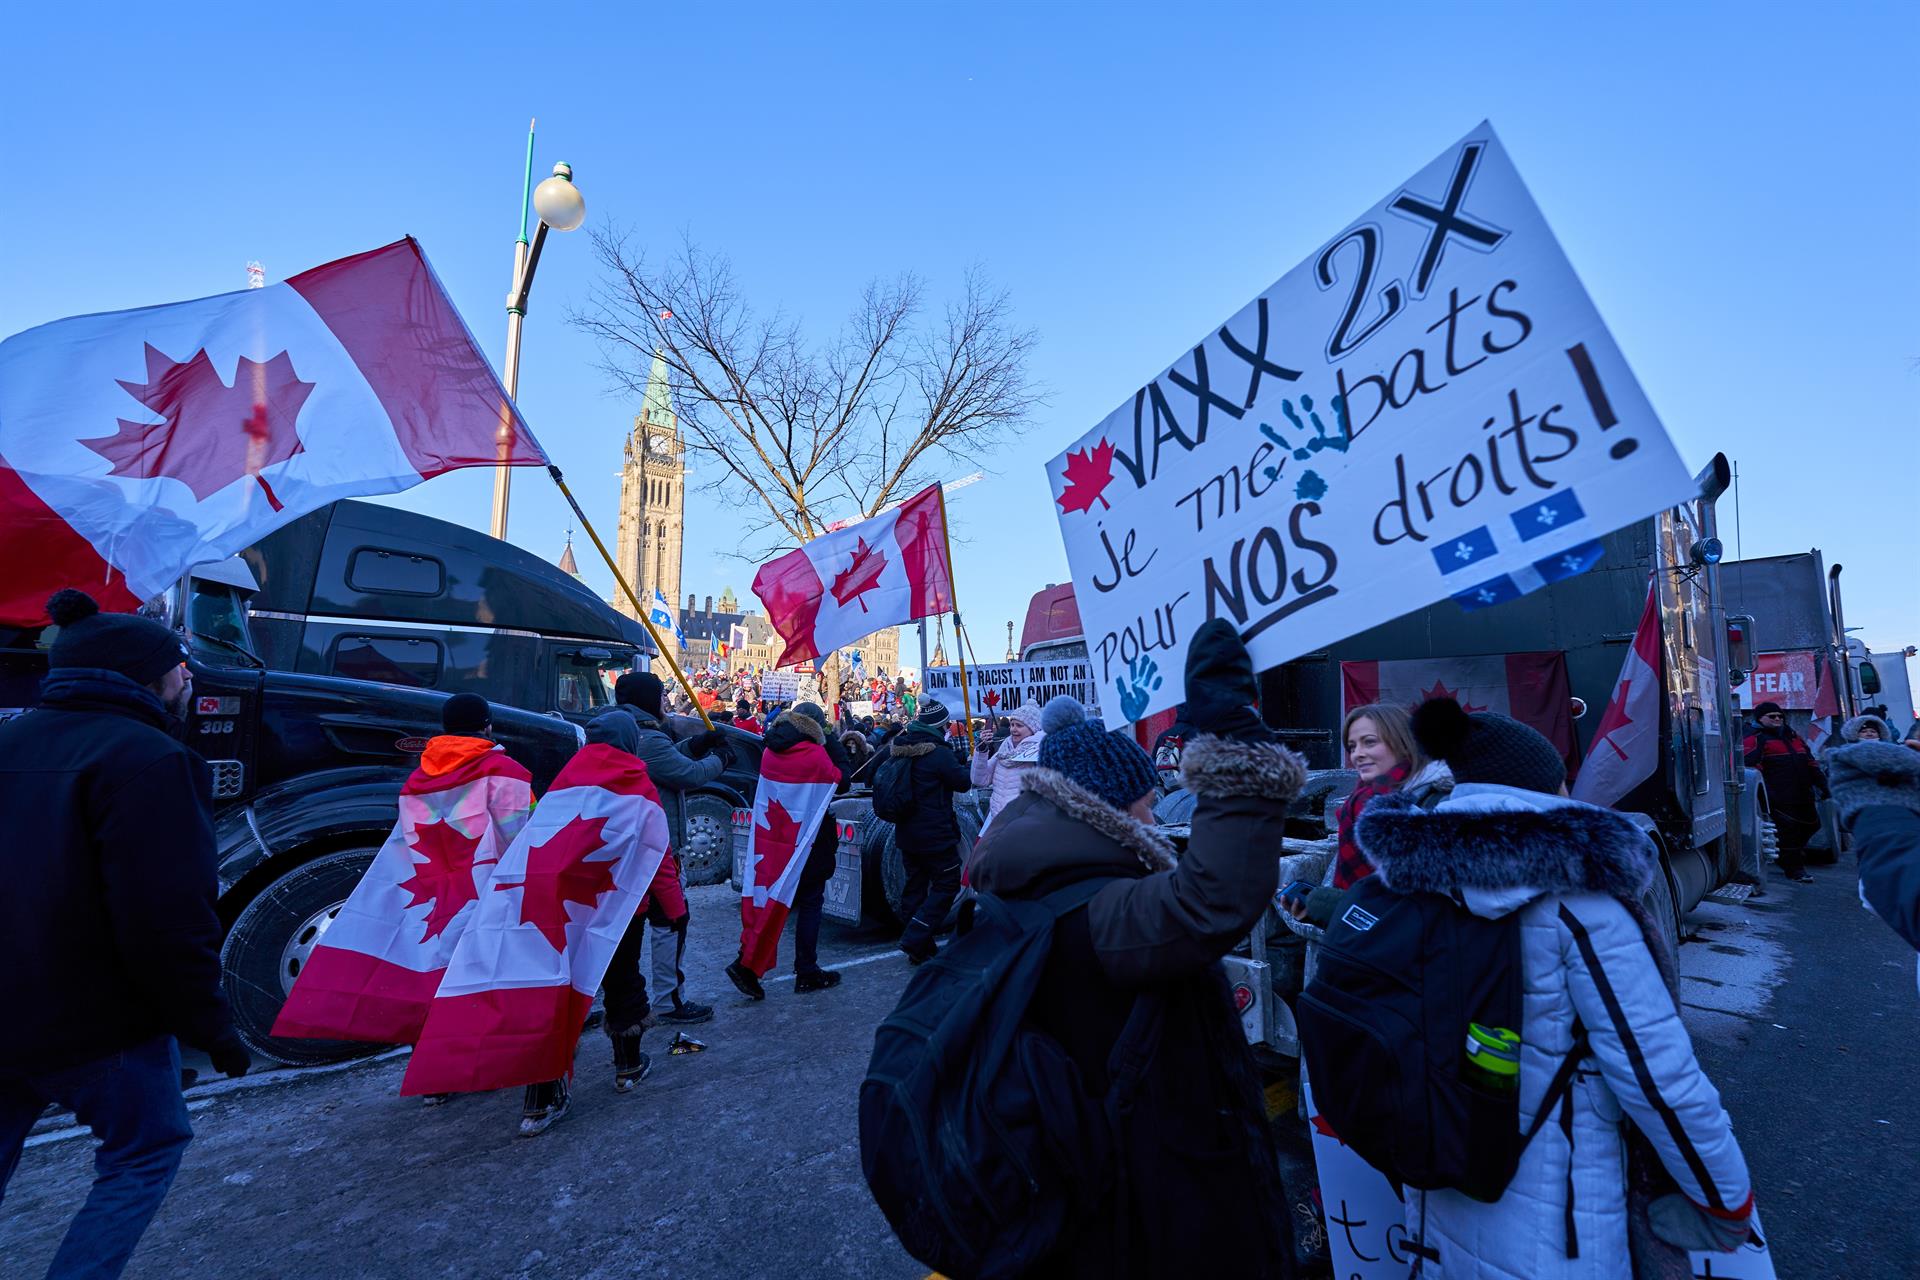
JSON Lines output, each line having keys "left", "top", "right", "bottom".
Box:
{"left": 555, "top": 649, "right": 637, "bottom": 715}
{"left": 188, "top": 584, "right": 263, "bottom": 668}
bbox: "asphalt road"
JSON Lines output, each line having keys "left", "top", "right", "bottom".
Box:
{"left": 6, "top": 865, "right": 1914, "bottom": 1278}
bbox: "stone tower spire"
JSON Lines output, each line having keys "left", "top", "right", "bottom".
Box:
{"left": 613, "top": 350, "right": 686, "bottom": 621}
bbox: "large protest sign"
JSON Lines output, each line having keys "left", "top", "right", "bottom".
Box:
{"left": 923, "top": 658, "right": 1098, "bottom": 718}
{"left": 1048, "top": 123, "right": 1697, "bottom": 724}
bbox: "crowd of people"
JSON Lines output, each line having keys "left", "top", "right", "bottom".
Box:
{"left": 7, "top": 587, "right": 1920, "bottom": 1279}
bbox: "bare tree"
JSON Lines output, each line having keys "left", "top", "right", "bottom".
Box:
{"left": 573, "top": 231, "right": 1041, "bottom": 556}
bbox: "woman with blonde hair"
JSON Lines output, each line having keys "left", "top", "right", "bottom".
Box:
{"left": 1284, "top": 701, "right": 1452, "bottom": 926}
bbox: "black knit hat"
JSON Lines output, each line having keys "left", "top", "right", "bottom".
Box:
{"left": 1753, "top": 701, "right": 1784, "bottom": 717}
{"left": 615, "top": 671, "right": 666, "bottom": 718}
{"left": 45, "top": 589, "right": 186, "bottom": 686}
{"left": 1412, "top": 697, "right": 1566, "bottom": 796}
{"left": 441, "top": 692, "right": 492, "bottom": 736}
{"left": 917, "top": 701, "right": 951, "bottom": 730}
{"left": 1037, "top": 696, "right": 1160, "bottom": 810}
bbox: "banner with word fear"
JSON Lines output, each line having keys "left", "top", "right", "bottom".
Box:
{"left": 1046, "top": 123, "right": 1696, "bottom": 724}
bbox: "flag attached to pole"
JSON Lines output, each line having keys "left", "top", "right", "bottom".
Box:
{"left": 1570, "top": 584, "right": 1662, "bottom": 808}
{"left": 400, "top": 744, "right": 670, "bottom": 1096}
{"left": 649, "top": 586, "right": 686, "bottom": 649}
{"left": 270, "top": 743, "right": 534, "bottom": 1044}
{"left": 0, "top": 238, "right": 547, "bottom": 625}
{"left": 751, "top": 484, "right": 953, "bottom": 667}
{"left": 739, "top": 728, "right": 842, "bottom": 976}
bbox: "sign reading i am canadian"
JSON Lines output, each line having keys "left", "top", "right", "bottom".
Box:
{"left": 1046, "top": 124, "right": 1697, "bottom": 724}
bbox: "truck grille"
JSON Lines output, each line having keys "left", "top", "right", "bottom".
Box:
{"left": 208, "top": 759, "right": 245, "bottom": 799}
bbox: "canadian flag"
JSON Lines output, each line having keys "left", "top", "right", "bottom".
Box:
{"left": 1341, "top": 650, "right": 1577, "bottom": 764}
{"left": 739, "top": 735, "right": 843, "bottom": 976}
{"left": 271, "top": 743, "right": 534, "bottom": 1044}
{"left": 1571, "top": 584, "right": 1662, "bottom": 808}
{"left": 400, "top": 744, "right": 670, "bottom": 1096}
{"left": 752, "top": 484, "right": 953, "bottom": 667}
{"left": 0, "top": 239, "right": 545, "bottom": 626}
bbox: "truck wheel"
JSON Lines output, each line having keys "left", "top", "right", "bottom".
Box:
{"left": 220, "top": 848, "right": 390, "bottom": 1068}
{"left": 1641, "top": 859, "right": 1681, "bottom": 959}
{"left": 679, "top": 794, "right": 735, "bottom": 886}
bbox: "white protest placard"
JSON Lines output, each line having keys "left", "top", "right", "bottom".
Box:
{"left": 760, "top": 670, "right": 801, "bottom": 702}
{"left": 922, "top": 659, "right": 1099, "bottom": 718}
{"left": 1047, "top": 123, "right": 1697, "bottom": 724}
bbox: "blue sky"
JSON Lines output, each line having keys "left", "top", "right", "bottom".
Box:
{"left": 4, "top": 1, "right": 1915, "bottom": 674}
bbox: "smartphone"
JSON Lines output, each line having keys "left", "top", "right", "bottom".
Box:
{"left": 1279, "top": 879, "right": 1317, "bottom": 904}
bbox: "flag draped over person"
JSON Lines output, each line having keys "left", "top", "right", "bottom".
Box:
{"left": 0, "top": 238, "right": 547, "bottom": 625}
{"left": 271, "top": 742, "right": 535, "bottom": 1044}
{"left": 400, "top": 743, "right": 670, "bottom": 1097}
{"left": 752, "top": 484, "right": 953, "bottom": 667}
{"left": 738, "top": 735, "right": 843, "bottom": 976}
{"left": 1571, "top": 583, "right": 1661, "bottom": 807}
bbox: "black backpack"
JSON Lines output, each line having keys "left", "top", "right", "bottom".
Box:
{"left": 859, "top": 879, "right": 1133, "bottom": 1279}
{"left": 1296, "top": 875, "right": 1586, "bottom": 1204}
{"left": 870, "top": 753, "right": 915, "bottom": 823}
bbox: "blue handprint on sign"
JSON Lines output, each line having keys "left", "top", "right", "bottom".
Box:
{"left": 1116, "top": 655, "right": 1163, "bottom": 722}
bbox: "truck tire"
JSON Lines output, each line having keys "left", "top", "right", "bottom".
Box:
{"left": 220, "top": 848, "right": 390, "bottom": 1067}
{"left": 1641, "top": 857, "right": 1681, "bottom": 959}
{"left": 679, "top": 793, "right": 736, "bottom": 886}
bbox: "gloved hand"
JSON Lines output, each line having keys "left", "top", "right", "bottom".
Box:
{"left": 208, "top": 1036, "right": 253, "bottom": 1080}
{"left": 1827, "top": 741, "right": 1920, "bottom": 823}
{"left": 687, "top": 728, "right": 726, "bottom": 758}
{"left": 1182, "top": 619, "right": 1270, "bottom": 742}
{"left": 1648, "top": 1193, "right": 1751, "bottom": 1253}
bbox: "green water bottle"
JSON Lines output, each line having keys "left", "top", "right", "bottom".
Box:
{"left": 1464, "top": 1023, "right": 1521, "bottom": 1095}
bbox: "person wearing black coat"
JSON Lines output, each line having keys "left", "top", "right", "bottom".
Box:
{"left": 885, "top": 702, "right": 974, "bottom": 963}
{"left": 0, "top": 590, "right": 252, "bottom": 1280}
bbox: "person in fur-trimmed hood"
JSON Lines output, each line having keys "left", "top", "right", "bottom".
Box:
{"left": 1357, "top": 698, "right": 1753, "bottom": 1280}
{"left": 967, "top": 621, "right": 1305, "bottom": 1277}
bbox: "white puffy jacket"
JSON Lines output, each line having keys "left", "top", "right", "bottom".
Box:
{"left": 1357, "top": 784, "right": 1753, "bottom": 1279}
{"left": 969, "top": 730, "right": 1043, "bottom": 827}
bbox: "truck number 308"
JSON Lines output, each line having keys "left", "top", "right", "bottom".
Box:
{"left": 198, "top": 720, "right": 235, "bottom": 735}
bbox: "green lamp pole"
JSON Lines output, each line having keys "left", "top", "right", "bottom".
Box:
{"left": 489, "top": 118, "right": 586, "bottom": 541}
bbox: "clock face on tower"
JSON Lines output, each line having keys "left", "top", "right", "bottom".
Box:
{"left": 649, "top": 432, "right": 670, "bottom": 457}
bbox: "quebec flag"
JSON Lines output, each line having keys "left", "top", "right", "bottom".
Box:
{"left": 649, "top": 587, "right": 686, "bottom": 649}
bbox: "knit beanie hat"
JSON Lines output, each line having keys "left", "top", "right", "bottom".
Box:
{"left": 615, "top": 671, "right": 666, "bottom": 718}
{"left": 1037, "top": 696, "right": 1160, "bottom": 810}
{"left": 1826, "top": 741, "right": 1920, "bottom": 822}
{"left": 1412, "top": 697, "right": 1566, "bottom": 796}
{"left": 791, "top": 701, "right": 826, "bottom": 731}
{"left": 1005, "top": 703, "right": 1044, "bottom": 736}
{"left": 917, "top": 701, "right": 951, "bottom": 730}
{"left": 1753, "top": 701, "right": 1784, "bottom": 718}
{"left": 45, "top": 589, "right": 186, "bottom": 686}
{"left": 441, "top": 692, "right": 492, "bottom": 735}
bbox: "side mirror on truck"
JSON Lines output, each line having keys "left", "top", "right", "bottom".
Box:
{"left": 1726, "top": 614, "right": 1756, "bottom": 682}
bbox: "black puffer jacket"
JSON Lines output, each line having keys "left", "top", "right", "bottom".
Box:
{"left": 884, "top": 724, "right": 972, "bottom": 851}
{"left": 0, "top": 669, "right": 239, "bottom": 1072}
{"left": 967, "top": 735, "right": 1306, "bottom": 1277}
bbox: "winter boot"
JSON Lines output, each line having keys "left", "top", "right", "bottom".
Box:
{"left": 611, "top": 1029, "right": 652, "bottom": 1093}
{"left": 420, "top": 1093, "right": 453, "bottom": 1107}
{"left": 725, "top": 959, "right": 766, "bottom": 1001}
{"left": 518, "top": 1078, "right": 571, "bottom": 1137}
{"left": 794, "top": 968, "right": 843, "bottom": 994}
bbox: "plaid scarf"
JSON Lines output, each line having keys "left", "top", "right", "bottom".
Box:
{"left": 1332, "top": 763, "right": 1409, "bottom": 890}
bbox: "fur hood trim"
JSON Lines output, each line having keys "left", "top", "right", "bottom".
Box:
{"left": 1841, "top": 713, "right": 1895, "bottom": 745}
{"left": 890, "top": 739, "right": 935, "bottom": 759}
{"left": 772, "top": 709, "right": 824, "bottom": 743}
{"left": 1356, "top": 788, "right": 1656, "bottom": 902}
{"left": 1178, "top": 736, "right": 1308, "bottom": 802}
{"left": 1021, "top": 767, "right": 1176, "bottom": 872}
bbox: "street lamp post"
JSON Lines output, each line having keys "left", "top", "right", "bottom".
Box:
{"left": 489, "top": 122, "right": 586, "bottom": 541}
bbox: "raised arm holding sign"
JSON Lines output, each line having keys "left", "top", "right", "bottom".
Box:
{"left": 1047, "top": 123, "right": 1697, "bottom": 724}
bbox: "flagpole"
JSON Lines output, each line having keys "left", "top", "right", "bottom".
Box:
{"left": 934, "top": 487, "right": 976, "bottom": 753}
{"left": 546, "top": 465, "right": 712, "bottom": 729}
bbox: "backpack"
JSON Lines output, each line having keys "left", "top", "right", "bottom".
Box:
{"left": 871, "top": 753, "right": 915, "bottom": 823}
{"left": 1296, "top": 874, "right": 1586, "bottom": 1204}
{"left": 859, "top": 879, "right": 1135, "bottom": 1279}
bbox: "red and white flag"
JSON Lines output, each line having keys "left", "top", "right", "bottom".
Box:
{"left": 1341, "top": 650, "right": 1577, "bottom": 763}
{"left": 400, "top": 744, "right": 670, "bottom": 1096}
{"left": 752, "top": 484, "right": 953, "bottom": 667}
{"left": 739, "top": 736, "right": 843, "bottom": 976}
{"left": 1571, "top": 585, "right": 1662, "bottom": 808}
{"left": 271, "top": 742, "right": 534, "bottom": 1044}
{"left": 0, "top": 238, "right": 545, "bottom": 625}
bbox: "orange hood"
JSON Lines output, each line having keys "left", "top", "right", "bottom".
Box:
{"left": 421, "top": 735, "right": 500, "bottom": 777}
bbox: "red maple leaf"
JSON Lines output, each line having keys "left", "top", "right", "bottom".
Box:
{"left": 983, "top": 690, "right": 1001, "bottom": 709}
{"left": 1055, "top": 439, "right": 1116, "bottom": 515}
{"left": 85, "top": 343, "right": 313, "bottom": 508}
{"left": 494, "top": 814, "right": 617, "bottom": 953}
{"left": 830, "top": 537, "right": 889, "bottom": 612}
{"left": 1591, "top": 677, "right": 1639, "bottom": 763}
{"left": 397, "top": 819, "right": 488, "bottom": 943}
{"left": 747, "top": 799, "right": 802, "bottom": 899}
{"left": 1416, "top": 679, "right": 1487, "bottom": 715}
